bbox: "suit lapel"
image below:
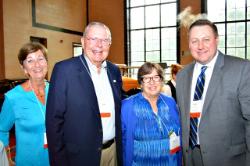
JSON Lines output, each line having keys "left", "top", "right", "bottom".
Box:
{"left": 177, "top": 63, "right": 195, "bottom": 147}
{"left": 78, "top": 55, "right": 100, "bottom": 116}
{"left": 200, "top": 52, "right": 224, "bottom": 120}
{"left": 78, "top": 54, "right": 93, "bottom": 88}
{"left": 184, "top": 64, "right": 195, "bottom": 128}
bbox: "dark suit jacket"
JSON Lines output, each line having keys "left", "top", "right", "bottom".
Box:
{"left": 176, "top": 51, "right": 250, "bottom": 166}
{"left": 46, "top": 54, "right": 123, "bottom": 166}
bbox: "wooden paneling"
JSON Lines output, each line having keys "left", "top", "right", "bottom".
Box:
{"left": 179, "top": 0, "right": 201, "bottom": 65}
{"left": 88, "top": 0, "right": 125, "bottom": 64}
{"left": 2, "top": 0, "right": 87, "bottom": 79}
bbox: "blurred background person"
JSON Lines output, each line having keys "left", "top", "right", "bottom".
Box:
{"left": 162, "top": 64, "right": 183, "bottom": 102}
{"left": 121, "top": 62, "right": 182, "bottom": 166}
{"left": 0, "top": 42, "right": 49, "bottom": 166}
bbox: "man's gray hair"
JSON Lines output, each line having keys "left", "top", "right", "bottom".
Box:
{"left": 83, "top": 22, "right": 112, "bottom": 42}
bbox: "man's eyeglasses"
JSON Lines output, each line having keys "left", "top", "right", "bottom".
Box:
{"left": 86, "top": 37, "right": 111, "bottom": 46}
{"left": 142, "top": 75, "right": 162, "bottom": 83}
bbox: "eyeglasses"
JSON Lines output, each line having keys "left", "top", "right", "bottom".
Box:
{"left": 86, "top": 37, "right": 111, "bottom": 46}
{"left": 142, "top": 75, "right": 162, "bottom": 83}
{"left": 24, "top": 56, "right": 47, "bottom": 66}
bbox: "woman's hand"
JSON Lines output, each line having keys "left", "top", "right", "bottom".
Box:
{"left": 5, "top": 146, "right": 15, "bottom": 166}
{"left": 8, "top": 158, "right": 16, "bottom": 166}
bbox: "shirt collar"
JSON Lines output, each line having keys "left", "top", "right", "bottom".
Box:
{"left": 84, "top": 55, "right": 107, "bottom": 73}
{"left": 195, "top": 50, "right": 219, "bottom": 69}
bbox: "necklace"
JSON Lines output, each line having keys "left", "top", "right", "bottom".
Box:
{"left": 29, "top": 81, "right": 46, "bottom": 120}
{"left": 36, "top": 92, "right": 44, "bottom": 98}
{"left": 29, "top": 80, "right": 45, "bottom": 102}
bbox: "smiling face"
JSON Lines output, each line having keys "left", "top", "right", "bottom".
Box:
{"left": 22, "top": 50, "right": 48, "bottom": 81}
{"left": 141, "top": 69, "right": 163, "bottom": 99}
{"left": 189, "top": 25, "right": 219, "bottom": 65}
{"left": 81, "top": 24, "right": 111, "bottom": 68}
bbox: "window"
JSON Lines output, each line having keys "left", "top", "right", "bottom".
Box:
{"left": 72, "top": 43, "right": 82, "bottom": 57}
{"left": 126, "top": 0, "right": 178, "bottom": 70}
{"left": 207, "top": 0, "right": 250, "bottom": 60}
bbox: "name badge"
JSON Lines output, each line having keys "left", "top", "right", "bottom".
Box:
{"left": 169, "top": 132, "right": 181, "bottom": 154}
{"left": 100, "top": 112, "right": 111, "bottom": 118}
{"left": 190, "top": 100, "right": 203, "bottom": 118}
{"left": 44, "top": 133, "right": 48, "bottom": 149}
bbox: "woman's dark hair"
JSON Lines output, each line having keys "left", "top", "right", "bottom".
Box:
{"left": 137, "top": 62, "right": 164, "bottom": 85}
{"left": 189, "top": 19, "right": 218, "bottom": 37}
{"left": 18, "top": 42, "right": 48, "bottom": 65}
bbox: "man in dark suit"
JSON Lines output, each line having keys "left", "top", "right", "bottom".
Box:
{"left": 176, "top": 19, "right": 250, "bottom": 166}
{"left": 46, "top": 22, "right": 123, "bottom": 166}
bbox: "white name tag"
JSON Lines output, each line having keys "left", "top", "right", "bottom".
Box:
{"left": 190, "top": 100, "right": 203, "bottom": 118}
{"left": 169, "top": 132, "right": 181, "bottom": 154}
{"left": 44, "top": 133, "right": 48, "bottom": 149}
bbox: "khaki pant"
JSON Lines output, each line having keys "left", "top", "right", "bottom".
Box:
{"left": 100, "top": 141, "right": 117, "bottom": 166}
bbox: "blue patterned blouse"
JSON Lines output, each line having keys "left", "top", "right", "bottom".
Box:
{"left": 122, "top": 92, "right": 182, "bottom": 166}
{"left": 0, "top": 82, "right": 49, "bottom": 166}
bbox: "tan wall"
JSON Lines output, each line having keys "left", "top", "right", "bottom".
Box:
{"left": 1, "top": 0, "right": 200, "bottom": 79}
{"left": 1, "top": 0, "right": 125, "bottom": 80}
{"left": 3, "top": 0, "right": 87, "bottom": 79}
{"left": 88, "top": 0, "right": 125, "bottom": 64}
{"left": 179, "top": 0, "right": 201, "bottom": 65}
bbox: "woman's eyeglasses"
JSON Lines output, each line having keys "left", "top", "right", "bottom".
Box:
{"left": 142, "top": 75, "right": 162, "bottom": 83}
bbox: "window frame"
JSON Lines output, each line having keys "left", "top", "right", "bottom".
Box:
{"left": 126, "top": 0, "right": 180, "bottom": 69}
{"left": 205, "top": 0, "right": 250, "bottom": 60}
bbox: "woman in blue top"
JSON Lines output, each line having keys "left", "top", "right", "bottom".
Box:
{"left": 0, "top": 42, "right": 50, "bottom": 166}
{"left": 122, "top": 62, "right": 182, "bottom": 166}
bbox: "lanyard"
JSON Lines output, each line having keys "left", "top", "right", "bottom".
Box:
{"left": 80, "top": 55, "right": 92, "bottom": 78}
{"left": 159, "top": 95, "right": 180, "bottom": 136}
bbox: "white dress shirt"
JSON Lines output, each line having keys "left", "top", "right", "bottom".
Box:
{"left": 85, "top": 56, "right": 115, "bottom": 143}
{"left": 190, "top": 51, "right": 218, "bottom": 143}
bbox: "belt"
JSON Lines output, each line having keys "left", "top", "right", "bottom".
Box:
{"left": 102, "top": 139, "right": 115, "bottom": 149}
